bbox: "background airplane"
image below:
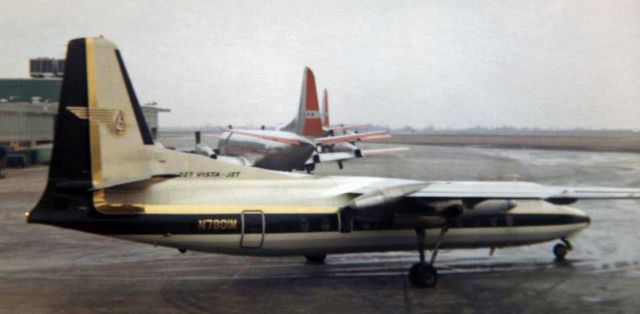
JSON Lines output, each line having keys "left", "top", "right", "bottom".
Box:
{"left": 28, "top": 37, "right": 640, "bottom": 289}
{"left": 309, "top": 88, "right": 411, "bottom": 169}
{"left": 195, "top": 67, "right": 408, "bottom": 172}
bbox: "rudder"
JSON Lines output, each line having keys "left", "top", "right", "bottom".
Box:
{"left": 322, "top": 89, "right": 330, "bottom": 128}
{"left": 283, "top": 67, "right": 324, "bottom": 137}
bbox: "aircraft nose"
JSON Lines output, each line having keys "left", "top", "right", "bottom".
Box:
{"left": 556, "top": 205, "right": 591, "bottom": 231}
{"left": 576, "top": 214, "right": 591, "bottom": 225}
{"left": 566, "top": 207, "right": 591, "bottom": 226}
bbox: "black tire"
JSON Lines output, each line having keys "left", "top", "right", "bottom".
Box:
{"left": 553, "top": 243, "right": 568, "bottom": 260}
{"left": 409, "top": 263, "right": 438, "bottom": 288}
{"left": 409, "top": 263, "right": 421, "bottom": 285}
{"left": 305, "top": 254, "right": 327, "bottom": 264}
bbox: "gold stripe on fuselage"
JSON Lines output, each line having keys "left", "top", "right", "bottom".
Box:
{"left": 96, "top": 203, "right": 339, "bottom": 215}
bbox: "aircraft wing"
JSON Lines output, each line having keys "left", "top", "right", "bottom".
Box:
{"left": 315, "top": 130, "right": 389, "bottom": 145}
{"left": 361, "top": 147, "right": 411, "bottom": 157}
{"left": 313, "top": 148, "right": 410, "bottom": 163}
{"left": 202, "top": 133, "right": 221, "bottom": 139}
{"left": 341, "top": 180, "right": 640, "bottom": 226}
{"left": 215, "top": 155, "right": 254, "bottom": 167}
{"left": 360, "top": 134, "right": 392, "bottom": 141}
{"left": 405, "top": 181, "right": 640, "bottom": 200}
{"left": 231, "top": 130, "right": 305, "bottom": 145}
{"left": 323, "top": 124, "right": 369, "bottom": 132}
{"left": 312, "top": 151, "right": 355, "bottom": 164}
{"left": 194, "top": 143, "right": 254, "bottom": 166}
{"left": 303, "top": 146, "right": 409, "bottom": 172}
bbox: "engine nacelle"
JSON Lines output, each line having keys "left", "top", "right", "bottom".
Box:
{"left": 463, "top": 199, "right": 517, "bottom": 216}
{"left": 195, "top": 143, "right": 217, "bottom": 159}
{"left": 340, "top": 184, "right": 427, "bottom": 232}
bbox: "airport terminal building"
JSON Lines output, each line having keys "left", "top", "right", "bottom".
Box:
{"left": 0, "top": 58, "right": 169, "bottom": 163}
{"left": 0, "top": 58, "right": 169, "bottom": 149}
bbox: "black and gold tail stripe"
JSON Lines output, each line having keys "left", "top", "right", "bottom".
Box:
{"left": 115, "top": 50, "right": 154, "bottom": 145}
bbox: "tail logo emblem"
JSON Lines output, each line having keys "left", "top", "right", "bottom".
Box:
{"left": 67, "top": 106, "right": 127, "bottom": 136}
{"left": 111, "top": 111, "right": 126, "bottom": 135}
{"left": 305, "top": 111, "right": 320, "bottom": 118}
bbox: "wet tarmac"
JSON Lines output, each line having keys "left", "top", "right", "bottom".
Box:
{"left": 1, "top": 144, "right": 640, "bottom": 313}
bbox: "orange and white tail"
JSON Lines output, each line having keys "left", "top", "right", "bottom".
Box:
{"left": 283, "top": 67, "right": 324, "bottom": 137}
{"left": 322, "top": 89, "right": 330, "bottom": 128}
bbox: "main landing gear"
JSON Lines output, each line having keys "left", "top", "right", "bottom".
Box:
{"left": 409, "top": 225, "right": 448, "bottom": 288}
{"left": 553, "top": 237, "right": 573, "bottom": 260}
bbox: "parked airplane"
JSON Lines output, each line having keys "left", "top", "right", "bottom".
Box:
{"left": 196, "top": 67, "right": 406, "bottom": 172}
{"left": 310, "top": 88, "right": 410, "bottom": 169}
{"left": 28, "top": 37, "right": 640, "bottom": 288}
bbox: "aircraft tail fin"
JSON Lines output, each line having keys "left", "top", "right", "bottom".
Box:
{"left": 59, "top": 37, "right": 156, "bottom": 190}
{"left": 29, "top": 37, "right": 159, "bottom": 223}
{"left": 283, "top": 67, "right": 324, "bottom": 137}
{"left": 28, "top": 37, "right": 297, "bottom": 225}
{"left": 322, "top": 89, "right": 330, "bottom": 128}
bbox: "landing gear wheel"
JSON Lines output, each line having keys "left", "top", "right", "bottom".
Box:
{"left": 305, "top": 254, "right": 327, "bottom": 264}
{"left": 409, "top": 263, "right": 438, "bottom": 288}
{"left": 409, "top": 226, "right": 447, "bottom": 288}
{"left": 553, "top": 243, "right": 568, "bottom": 260}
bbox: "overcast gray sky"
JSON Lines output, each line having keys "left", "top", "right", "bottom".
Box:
{"left": 2, "top": 0, "right": 639, "bottom": 129}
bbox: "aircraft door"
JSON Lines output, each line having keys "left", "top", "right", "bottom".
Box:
{"left": 240, "top": 210, "right": 265, "bottom": 248}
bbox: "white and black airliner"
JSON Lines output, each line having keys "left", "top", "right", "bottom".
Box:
{"left": 27, "top": 37, "right": 640, "bottom": 287}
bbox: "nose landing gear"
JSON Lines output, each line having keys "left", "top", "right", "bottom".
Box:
{"left": 409, "top": 225, "right": 448, "bottom": 288}
{"left": 553, "top": 237, "right": 573, "bottom": 260}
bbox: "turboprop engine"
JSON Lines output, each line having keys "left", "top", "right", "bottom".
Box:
{"left": 339, "top": 184, "right": 518, "bottom": 232}
{"left": 194, "top": 131, "right": 217, "bottom": 159}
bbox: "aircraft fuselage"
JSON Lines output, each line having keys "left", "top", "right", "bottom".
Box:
{"left": 28, "top": 177, "right": 590, "bottom": 257}
{"left": 217, "top": 130, "right": 315, "bottom": 171}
